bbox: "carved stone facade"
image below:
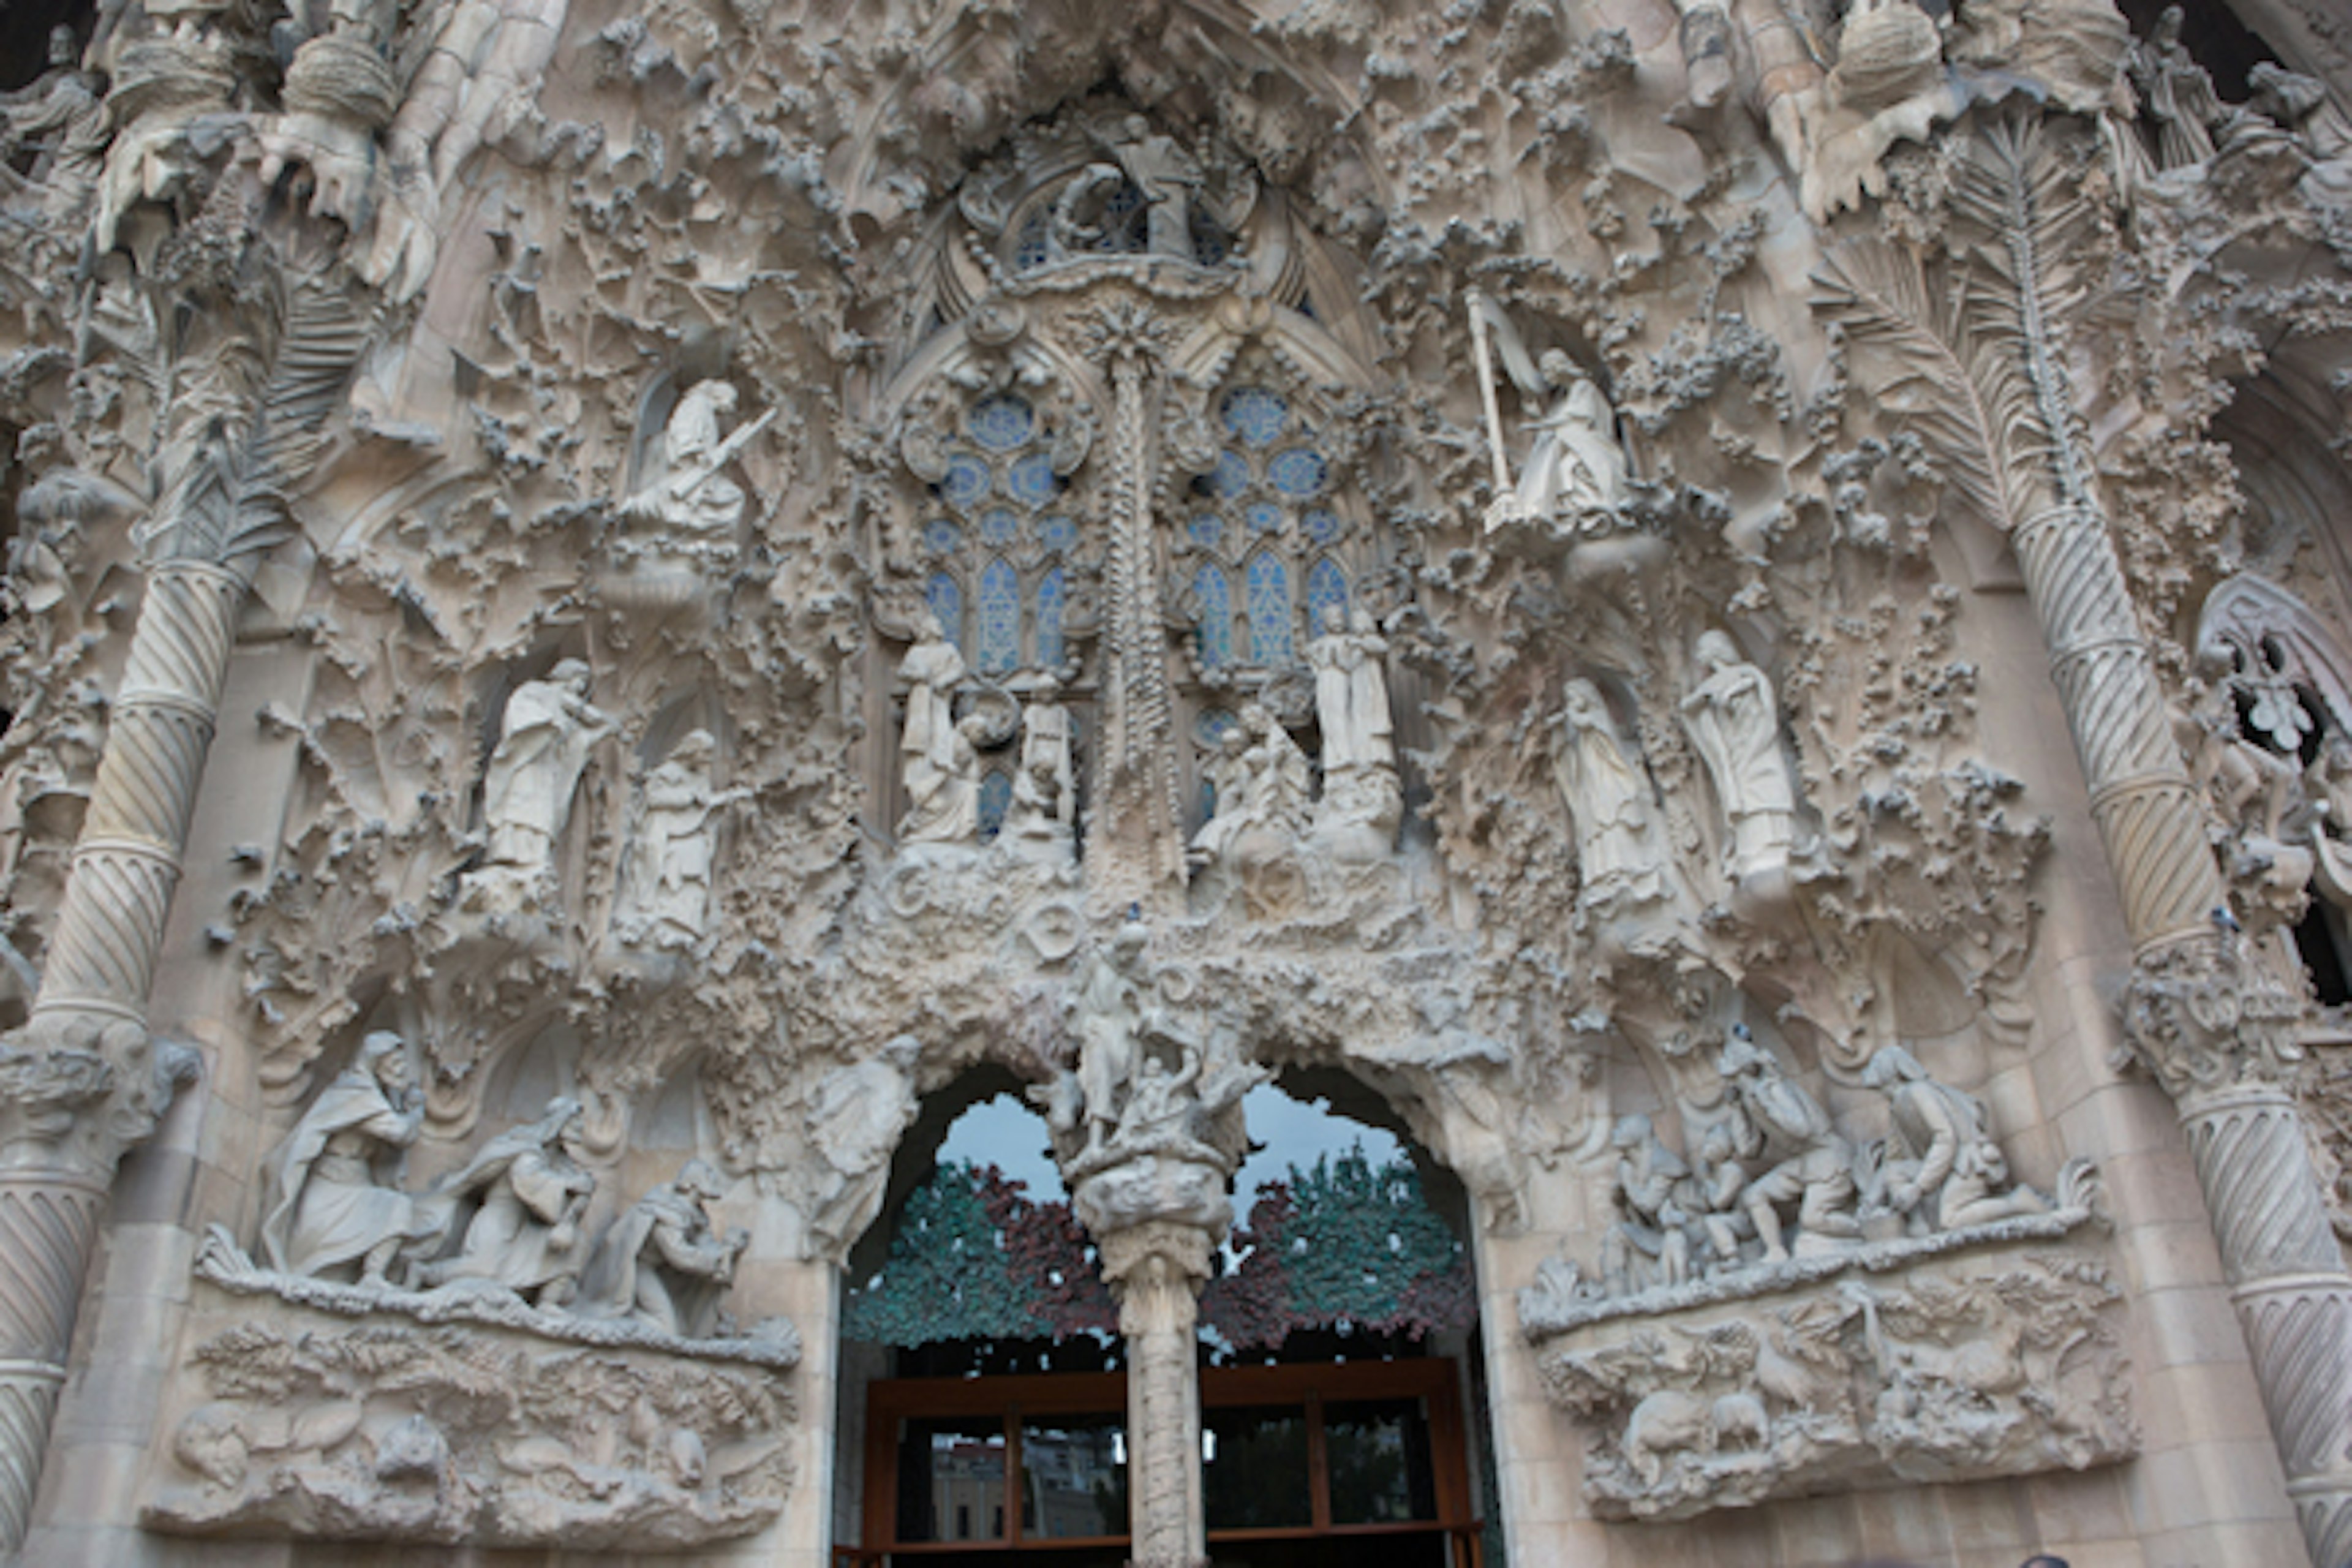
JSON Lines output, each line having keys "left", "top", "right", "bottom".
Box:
{"left": 4, "top": 0, "right": 2352, "bottom": 1563}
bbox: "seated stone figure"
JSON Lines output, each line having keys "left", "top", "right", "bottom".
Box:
{"left": 1599, "top": 1114, "right": 1695, "bottom": 1295}
{"left": 408, "top": 1097, "right": 597, "bottom": 1307}
{"left": 1719, "top": 1028, "right": 1860, "bottom": 1262}
{"left": 578, "top": 1159, "right": 749, "bottom": 1338}
{"left": 258, "top": 1032, "right": 429, "bottom": 1284}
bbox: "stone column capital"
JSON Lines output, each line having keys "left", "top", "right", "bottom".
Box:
{"left": 2119, "top": 932, "right": 2305, "bottom": 1102}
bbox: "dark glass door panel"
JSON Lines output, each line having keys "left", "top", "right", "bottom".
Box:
{"left": 1203, "top": 1404, "right": 1313, "bottom": 1529}
{"left": 1021, "top": 1415, "right": 1129, "bottom": 1539}
{"left": 1322, "top": 1397, "right": 1436, "bottom": 1526}
{"left": 896, "top": 1417, "right": 1007, "bottom": 1544}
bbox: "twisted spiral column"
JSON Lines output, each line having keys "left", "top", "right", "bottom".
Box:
{"left": 2011, "top": 492, "right": 2352, "bottom": 1562}
{"left": 1099, "top": 1221, "right": 1210, "bottom": 1568}
{"left": 0, "top": 557, "right": 250, "bottom": 1551}
{"left": 1091, "top": 350, "right": 1185, "bottom": 913}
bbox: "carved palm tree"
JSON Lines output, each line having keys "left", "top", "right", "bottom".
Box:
{"left": 1819, "top": 110, "right": 2352, "bottom": 1566}
{"left": 0, "top": 257, "right": 367, "bottom": 1548}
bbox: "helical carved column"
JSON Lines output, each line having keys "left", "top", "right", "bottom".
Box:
{"left": 1099, "top": 1221, "right": 1212, "bottom": 1568}
{"left": 2010, "top": 502, "right": 2352, "bottom": 1564}
{"left": 0, "top": 557, "right": 248, "bottom": 1546}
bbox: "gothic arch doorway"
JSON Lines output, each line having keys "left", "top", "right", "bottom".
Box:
{"left": 834, "top": 1079, "right": 1490, "bottom": 1566}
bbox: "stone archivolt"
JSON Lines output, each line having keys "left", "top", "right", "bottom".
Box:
{"left": 0, "top": 0, "right": 2350, "bottom": 1559}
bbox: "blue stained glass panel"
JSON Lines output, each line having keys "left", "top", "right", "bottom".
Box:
{"left": 1205, "top": 451, "right": 1252, "bottom": 500}
{"left": 1303, "top": 508, "right": 1341, "bottom": 544}
{"left": 979, "top": 771, "right": 1012, "bottom": 840}
{"left": 941, "top": 452, "right": 992, "bottom": 508}
{"left": 1036, "top": 568, "right": 1067, "bottom": 669}
{"left": 1038, "top": 514, "right": 1079, "bottom": 553}
{"left": 1190, "top": 513, "right": 1224, "bottom": 549}
{"left": 1307, "top": 559, "right": 1349, "bottom": 630}
{"left": 977, "top": 559, "right": 1020, "bottom": 673}
{"left": 927, "top": 573, "right": 963, "bottom": 650}
{"left": 1246, "top": 502, "right": 1284, "bottom": 537}
{"left": 1006, "top": 452, "right": 1060, "bottom": 506}
{"left": 1013, "top": 211, "right": 1053, "bottom": 273}
{"left": 923, "top": 519, "right": 963, "bottom": 554}
{"left": 1194, "top": 566, "right": 1232, "bottom": 669}
{"left": 1221, "top": 388, "right": 1290, "bottom": 447}
{"left": 1246, "top": 554, "right": 1292, "bottom": 666}
{"left": 1267, "top": 448, "right": 1329, "bottom": 498}
{"left": 968, "top": 395, "right": 1036, "bottom": 453}
{"left": 979, "top": 508, "right": 1019, "bottom": 546}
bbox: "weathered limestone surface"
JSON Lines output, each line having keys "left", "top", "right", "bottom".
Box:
{"left": 2, "top": 0, "right": 2352, "bottom": 1563}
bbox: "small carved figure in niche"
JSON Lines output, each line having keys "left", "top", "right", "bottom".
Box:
{"left": 409, "top": 1096, "right": 596, "bottom": 1305}
{"left": 2128, "top": 5, "right": 2226, "bottom": 169}
{"left": 1003, "top": 755, "right": 1076, "bottom": 864}
{"left": 1110, "top": 1044, "right": 1204, "bottom": 1153}
{"left": 1550, "top": 679, "right": 1668, "bottom": 914}
{"left": 1020, "top": 676, "right": 1077, "bottom": 829}
{"left": 1861, "top": 1046, "right": 2048, "bottom": 1232}
{"left": 1669, "top": 0, "right": 1735, "bottom": 110}
{"left": 1680, "top": 631, "right": 1800, "bottom": 886}
{"left": 1098, "top": 113, "right": 1204, "bottom": 260}
{"left": 1719, "top": 1028, "right": 1860, "bottom": 1262}
{"left": 578, "top": 1159, "right": 749, "bottom": 1338}
{"left": 258, "top": 1032, "right": 428, "bottom": 1283}
{"left": 1073, "top": 921, "right": 1153, "bottom": 1156}
{"left": 900, "top": 712, "right": 987, "bottom": 846}
{"left": 1308, "top": 605, "right": 1400, "bottom": 837}
{"left": 1515, "top": 352, "right": 1630, "bottom": 532}
{"left": 616, "top": 730, "right": 747, "bottom": 949}
{"left": 1599, "top": 1114, "right": 1695, "bottom": 1296}
{"left": 620, "top": 380, "right": 767, "bottom": 546}
{"left": 897, "top": 609, "right": 972, "bottom": 845}
{"left": 2176, "top": 682, "right": 2313, "bottom": 932}
{"left": 1190, "top": 703, "right": 1313, "bottom": 870}
{"left": 466, "top": 662, "right": 614, "bottom": 910}
{"left": 797, "top": 1034, "right": 922, "bottom": 1260}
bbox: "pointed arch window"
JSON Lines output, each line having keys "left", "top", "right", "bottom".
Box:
{"left": 1175, "top": 383, "right": 1359, "bottom": 677}
{"left": 916, "top": 393, "right": 1084, "bottom": 674}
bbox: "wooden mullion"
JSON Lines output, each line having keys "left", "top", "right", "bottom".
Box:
{"left": 1305, "top": 1384, "right": 1332, "bottom": 1533}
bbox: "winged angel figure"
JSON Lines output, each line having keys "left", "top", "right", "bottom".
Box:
{"left": 1465, "top": 292, "right": 1630, "bottom": 537}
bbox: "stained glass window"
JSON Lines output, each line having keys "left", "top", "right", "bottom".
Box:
{"left": 1182, "top": 384, "right": 1357, "bottom": 674}
{"left": 1307, "top": 559, "right": 1349, "bottom": 630}
{"left": 927, "top": 573, "right": 962, "bottom": 649}
{"left": 916, "top": 395, "right": 1085, "bottom": 679}
{"left": 979, "top": 770, "right": 1012, "bottom": 840}
{"left": 969, "top": 395, "right": 1036, "bottom": 452}
{"left": 1196, "top": 566, "right": 1232, "bottom": 669}
{"left": 978, "top": 560, "right": 1020, "bottom": 673}
{"left": 1246, "top": 554, "right": 1291, "bottom": 667}
{"left": 1036, "top": 568, "right": 1067, "bottom": 669}
{"left": 1221, "top": 388, "right": 1290, "bottom": 447}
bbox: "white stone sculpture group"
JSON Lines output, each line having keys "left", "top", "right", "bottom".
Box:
{"left": 1591, "top": 1027, "right": 2057, "bottom": 1302}
{"left": 250, "top": 1032, "right": 750, "bottom": 1340}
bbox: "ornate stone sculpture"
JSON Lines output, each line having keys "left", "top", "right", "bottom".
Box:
{"left": 257, "top": 1033, "right": 428, "bottom": 1284}
{"left": 623, "top": 381, "right": 761, "bottom": 541}
{"left": 0, "top": 26, "right": 106, "bottom": 234}
{"left": 462, "top": 663, "right": 615, "bottom": 916}
{"left": 407, "top": 1097, "right": 596, "bottom": 1305}
{"left": 578, "top": 1159, "right": 749, "bottom": 1338}
{"left": 2129, "top": 6, "right": 2228, "bottom": 170}
{"left": 896, "top": 612, "right": 978, "bottom": 848}
{"left": 1072, "top": 921, "right": 1154, "bottom": 1158}
{"left": 615, "top": 731, "right": 747, "bottom": 949}
{"left": 1719, "top": 1028, "right": 1860, "bottom": 1261}
{"left": 1550, "top": 679, "right": 1668, "bottom": 917}
{"left": 1680, "top": 631, "right": 1800, "bottom": 892}
{"left": 1189, "top": 703, "right": 1311, "bottom": 897}
{"left": 793, "top": 1035, "right": 922, "bottom": 1261}
{"left": 1861, "top": 1046, "right": 2049, "bottom": 1232}
{"left": 1307, "top": 605, "right": 1400, "bottom": 845}
{"left": 1599, "top": 1114, "right": 1696, "bottom": 1296}
{"left": 1470, "top": 298, "right": 1632, "bottom": 541}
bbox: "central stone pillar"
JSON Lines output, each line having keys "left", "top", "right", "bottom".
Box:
{"left": 1099, "top": 1219, "right": 1213, "bottom": 1568}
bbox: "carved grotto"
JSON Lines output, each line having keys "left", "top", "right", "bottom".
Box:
{"left": 6, "top": 0, "right": 2352, "bottom": 1563}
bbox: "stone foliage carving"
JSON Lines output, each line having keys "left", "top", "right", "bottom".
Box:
{"left": 145, "top": 1300, "right": 794, "bottom": 1548}
{"left": 1521, "top": 1243, "right": 2133, "bottom": 1520}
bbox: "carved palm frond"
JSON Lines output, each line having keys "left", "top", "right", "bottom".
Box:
{"left": 140, "top": 271, "right": 369, "bottom": 564}
{"left": 1812, "top": 241, "right": 2051, "bottom": 540}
